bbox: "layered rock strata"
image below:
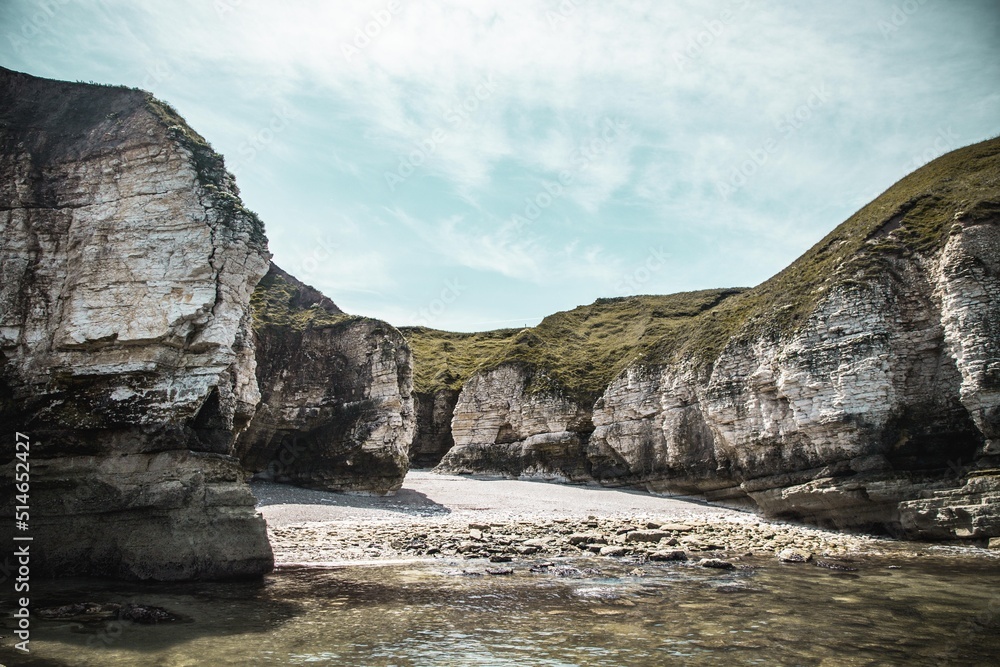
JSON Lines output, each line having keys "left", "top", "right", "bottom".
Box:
{"left": 439, "top": 363, "right": 593, "bottom": 481}
{"left": 235, "top": 266, "right": 413, "bottom": 494}
{"left": 590, "top": 144, "right": 1000, "bottom": 538}
{"left": 590, "top": 262, "right": 986, "bottom": 529}
{"left": 0, "top": 68, "right": 273, "bottom": 578}
{"left": 433, "top": 139, "right": 1000, "bottom": 541}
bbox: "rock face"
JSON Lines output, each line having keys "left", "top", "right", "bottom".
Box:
{"left": 410, "top": 389, "right": 460, "bottom": 467}
{"left": 589, "top": 141, "right": 1000, "bottom": 538}
{"left": 590, "top": 266, "right": 985, "bottom": 528}
{"left": 439, "top": 363, "right": 593, "bottom": 481}
{"left": 427, "top": 139, "right": 1000, "bottom": 541}
{"left": 899, "top": 472, "right": 1000, "bottom": 539}
{"left": 0, "top": 68, "right": 273, "bottom": 578}
{"left": 235, "top": 265, "right": 413, "bottom": 494}
{"left": 412, "top": 292, "right": 738, "bottom": 479}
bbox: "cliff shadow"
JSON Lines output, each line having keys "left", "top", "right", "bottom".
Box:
{"left": 250, "top": 480, "right": 451, "bottom": 516}
{"left": 0, "top": 574, "right": 304, "bottom": 662}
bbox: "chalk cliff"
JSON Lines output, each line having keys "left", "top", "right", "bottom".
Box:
{"left": 444, "top": 363, "right": 593, "bottom": 481}
{"left": 424, "top": 292, "right": 742, "bottom": 480}
{"left": 0, "top": 68, "right": 273, "bottom": 578}
{"left": 235, "top": 265, "right": 413, "bottom": 494}
{"left": 590, "top": 139, "right": 1000, "bottom": 537}
{"left": 419, "top": 139, "right": 1000, "bottom": 541}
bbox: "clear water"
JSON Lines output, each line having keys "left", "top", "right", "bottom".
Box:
{"left": 2, "top": 553, "right": 998, "bottom": 666}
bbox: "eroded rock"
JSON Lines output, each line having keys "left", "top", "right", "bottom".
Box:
{"left": 590, "top": 156, "right": 1000, "bottom": 538}
{"left": 438, "top": 363, "right": 593, "bottom": 481}
{"left": 235, "top": 265, "right": 413, "bottom": 495}
{"left": 410, "top": 389, "right": 460, "bottom": 467}
{"left": 0, "top": 68, "right": 273, "bottom": 579}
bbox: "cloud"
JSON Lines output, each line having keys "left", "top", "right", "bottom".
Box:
{"left": 387, "top": 207, "right": 622, "bottom": 286}
{"left": 2, "top": 0, "right": 998, "bottom": 330}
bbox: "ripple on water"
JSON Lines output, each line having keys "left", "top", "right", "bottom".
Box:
{"left": 2, "top": 556, "right": 999, "bottom": 666}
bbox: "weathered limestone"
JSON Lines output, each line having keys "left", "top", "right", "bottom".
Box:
{"left": 439, "top": 363, "right": 593, "bottom": 481}
{"left": 0, "top": 68, "right": 273, "bottom": 578}
{"left": 935, "top": 217, "right": 1000, "bottom": 457}
{"left": 899, "top": 472, "right": 1000, "bottom": 540}
{"left": 591, "top": 213, "right": 1000, "bottom": 537}
{"left": 28, "top": 451, "right": 272, "bottom": 580}
{"left": 235, "top": 266, "right": 413, "bottom": 494}
{"left": 432, "top": 142, "right": 1000, "bottom": 542}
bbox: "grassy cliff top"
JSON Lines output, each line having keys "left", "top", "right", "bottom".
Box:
{"left": 144, "top": 95, "right": 267, "bottom": 246}
{"left": 643, "top": 136, "right": 1000, "bottom": 367}
{"left": 251, "top": 264, "right": 361, "bottom": 331}
{"left": 403, "top": 137, "right": 999, "bottom": 401}
{"left": 402, "top": 288, "right": 742, "bottom": 403}
{"left": 398, "top": 327, "right": 522, "bottom": 394}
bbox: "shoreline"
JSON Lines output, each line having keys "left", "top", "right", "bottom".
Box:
{"left": 256, "top": 471, "right": 999, "bottom": 569}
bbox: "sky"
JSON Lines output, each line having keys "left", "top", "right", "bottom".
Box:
{"left": 2, "top": 1, "right": 998, "bottom": 331}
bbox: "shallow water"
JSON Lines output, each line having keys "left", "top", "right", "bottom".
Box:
{"left": 2, "top": 553, "right": 998, "bottom": 666}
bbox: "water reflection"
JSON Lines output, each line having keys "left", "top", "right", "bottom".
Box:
{"left": 2, "top": 555, "right": 998, "bottom": 666}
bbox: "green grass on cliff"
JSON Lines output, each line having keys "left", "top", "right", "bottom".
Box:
{"left": 145, "top": 96, "right": 268, "bottom": 246}
{"left": 402, "top": 288, "right": 742, "bottom": 403}
{"left": 398, "top": 328, "right": 522, "bottom": 394}
{"left": 251, "top": 267, "right": 360, "bottom": 331}
{"left": 403, "top": 137, "right": 999, "bottom": 401}
{"left": 643, "top": 136, "right": 1000, "bottom": 366}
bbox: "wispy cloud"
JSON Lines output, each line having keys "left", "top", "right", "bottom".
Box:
{"left": 2, "top": 0, "right": 998, "bottom": 330}
{"left": 387, "top": 207, "right": 622, "bottom": 286}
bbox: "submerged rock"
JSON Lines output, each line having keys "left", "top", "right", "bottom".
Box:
{"left": 697, "top": 558, "right": 735, "bottom": 570}
{"left": 38, "top": 602, "right": 178, "bottom": 624}
{"left": 777, "top": 548, "right": 813, "bottom": 564}
{"left": 815, "top": 560, "right": 859, "bottom": 572}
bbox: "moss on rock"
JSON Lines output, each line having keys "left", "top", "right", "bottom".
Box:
{"left": 402, "top": 289, "right": 742, "bottom": 405}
